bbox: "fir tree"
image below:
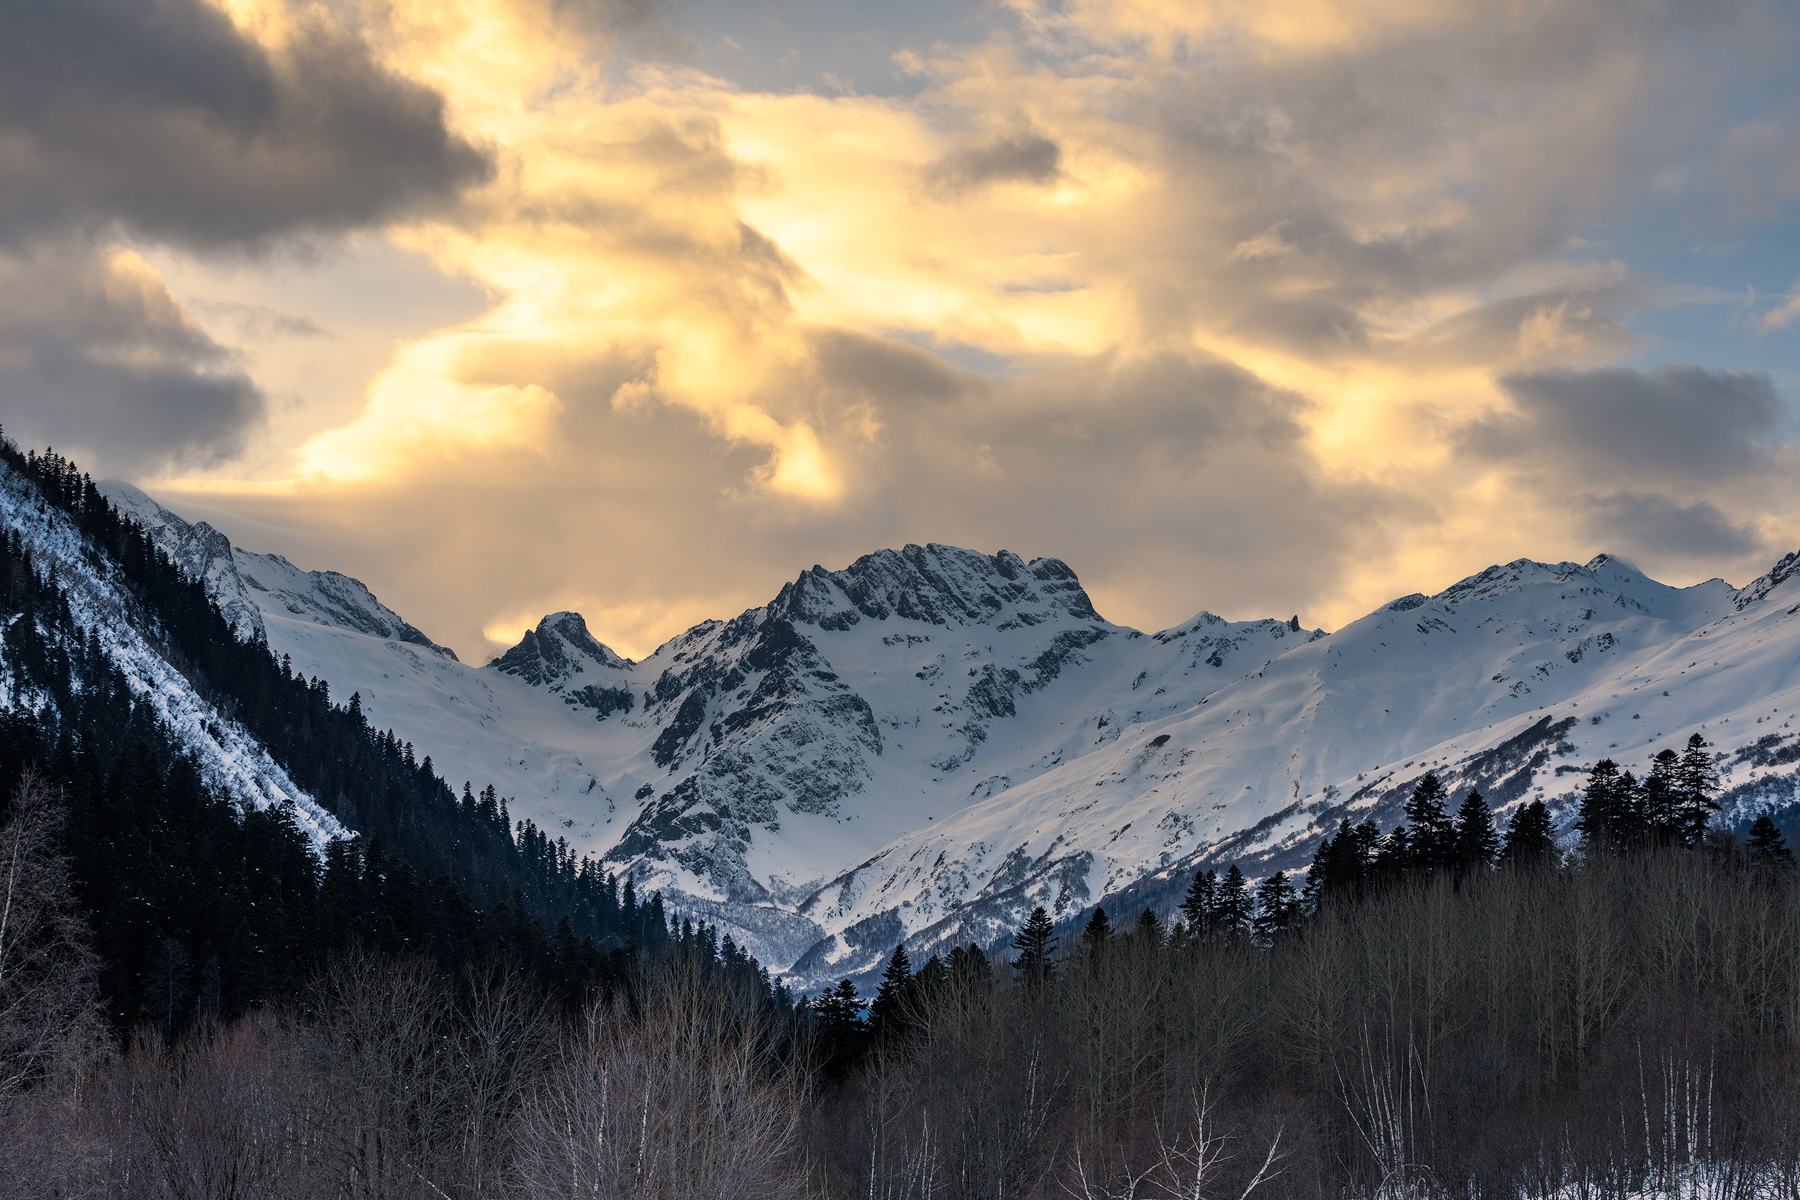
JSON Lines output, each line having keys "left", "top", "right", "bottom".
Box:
{"left": 1675, "top": 734, "right": 1720, "bottom": 847}
{"left": 1080, "top": 907, "right": 1112, "bottom": 955}
{"left": 1404, "top": 773, "right": 1456, "bottom": 871}
{"left": 1179, "top": 869, "right": 1218, "bottom": 943}
{"left": 1132, "top": 908, "right": 1163, "bottom": 947}
{"left": 1212, "top": 865, "right": 1253, "bottom": 947}
{"left": 1500, "top": 799, "right": 1556, "bottom": 866}
{"left": 1012, "top": 906, "right": 1056, "bottom": 986}
{"left": 1643, "top": 749, "right": 1681, "bottom": 844}
{"left": 1748, "top": 816, "right": 1795, "bottom": 867}
{"left": 1251, "top": 872, "right": 1299, "bottom": 944}
{"left": 810, "top": 979, "right": 868, "bottom": 1078}
{"left": 1452, "top": 790, "right": 1499, "bottom": 873}
{"left": 868, "top": 944, "right": 915, "bottom": 1043}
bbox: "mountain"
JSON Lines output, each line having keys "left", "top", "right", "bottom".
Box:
{"left": 108, "top": 485, "right": 1800, "bottom": 988}
{"left": 0, "top": 463, "right": 346, "bottom": 849}
{"left": 97, "top": 481, "right": 453, "bottom": 657}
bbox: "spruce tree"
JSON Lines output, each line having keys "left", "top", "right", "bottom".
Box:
{"left": 1212, "top": 865, "right": 1253, "bottom": 947}
{"left": 1012, "top": 906, "right": 1056, "bottom": 986}
{"left": 1643, "top": 749, "right": 1681, "bottom": 844}
{"left": 1452, "top": 790, "right": 1499, "bottom": 873}
{"left": 1404, "top": 773, "right": 1455, "bottom": 871}
{"left": 1748, "top": 816, "right": 1796, "bottom": 867}
{"left": 1080, "top": 906, "right": 1112, "bottom": 954}
{"left": 1579, "top": 760, "right": 1626, "bottom": 852}
{"left": 1179, "top": 869, "right": 1218, "bottom": 943}
{"left": 1675, "top": 734, "right": 1720, "bottom": 847}
{"left": 869, "top": 944, "right": 914, "bottom": 1042}
{"left": 1251, "top": 872, "right": 1298, "bottom": 944}
{"left": 1132, "top": 908, "right": 1163, "bottom": 947}
{"left": 1500, "top": 799, "right": 1556, "bottom": 866}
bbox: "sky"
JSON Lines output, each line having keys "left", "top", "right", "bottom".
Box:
{"left": 5, "top": 0, "right": 1800, "bottom": 663}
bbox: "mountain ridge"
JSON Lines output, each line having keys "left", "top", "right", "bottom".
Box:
{"left": 103, "top": 487, "right": 1800, "bottom": 988}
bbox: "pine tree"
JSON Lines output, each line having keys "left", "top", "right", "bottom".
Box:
{"left": 1012, "top": 906, "right": 1057, "bottom": 986}
{"left": 868, "top": 944, "right": 915, "bottom": 1043}
{"left": 1675, "top": 734, "right": 1720, "bottom": 847}
{"left": 1404, "top": 773, "right": 1455, "bottom": 871}
{"left": 1579, "top": 760, "right": 1630, "bottom": 852}
{"left": 1748, "top": 816, "right": 1795, "bottom": 867}
{"left": 1132, "top": 908, "right": 1162, "bottom": 947}
{"left": 1500, "top": 799, "right": 1556, "bottom": 866}
{"left": 1251, "top": 872, "right": 1298, "bottom": 945}
{"left": 810, "top": 979, "right": 868, "bottom": 1078}
{"left": 1452, "top": 790, "right": 1499, "bottom": 873}
{"left": 1212, "top": 865, "right": 1253, "bottom": 946}
{"left": 1179, "top": 869, "right": 1218, "bottom": 943}
{"left": 1643, "top": 749, "right": 1681, "bottom": 844}
{"left": 1080, "top": 906, "right": 1112, "bottom": 954}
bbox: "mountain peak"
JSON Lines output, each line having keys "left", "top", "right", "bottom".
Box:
{"left": 491, "top": 611, "right": 631, "bottom": 686}
{"left": 771, "top": 542, "right": 1101, "bottom": 632}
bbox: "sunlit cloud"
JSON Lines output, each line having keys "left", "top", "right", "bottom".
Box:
{"left": 85, "top": 0, "right": 1800, "bottom": 660}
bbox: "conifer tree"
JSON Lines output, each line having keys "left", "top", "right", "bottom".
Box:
{"left": 1211, "top": 865, "right": 1253, "bottom": 946}
{"left": 1452, "top": 790, "right": 1499, "bottom": 873}
{"left": 1643, "top": 749, "right": 1681, "bottom": 844}
{"left": 1748, "top": 816, "right": 1796, "bottom": 867}
{"left": 869, "top": 944, "right": 914, "bottom": 1042}
{"left": 1675, "top": 734, "right": 1720, "bottom": 847}
{"left": 1132, "top": 908, "right": 1162, "bottom": 947}
{"left": 1251, "top": 872, "right": 1299, "bottom": 945}
{"left": 1500, "top": 799, "right": 1556, "bottom": 866}
{"left": 810, "top": 979, "right": 868, "bottom": 1078}
{"left": 1374, "top": 824, "right": 1412, "bottom": 879}
{"left": 913, "top": 952, "right": 948, "bottom": 998}
{"left": 1404, "top": 773, "right": 1456, "bottom": 870}
{"left": 1579, "top": 760, "right": 1632, "bottom": 851}
{"left": 1012, "top": 906, "right": 1056, "bottom": 986}
{"left": 1179, "top": 869, "right": 1218, "bottom": 943}
{"left": 1080, "top": 907, "right": 1112, "bottom": 952}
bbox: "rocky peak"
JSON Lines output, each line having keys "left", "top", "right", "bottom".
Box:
{"left": 1734, "top": 550, "right": 1800, "bottom": 611}
{"left": 491, "top": 612, "right": 630, "bottom": 688}
{"left": 771, "top": 542, "right": 1101, "bottom": 632}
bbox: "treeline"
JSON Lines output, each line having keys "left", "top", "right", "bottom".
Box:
{"left": 0, "top": 441, "right": 811, "bottom": 1036}
{"left": 2, "top": 439, "right": 651, "bottom": 938}
{"left": 13, "top": 788, "right": 1800, "bottom": 1196}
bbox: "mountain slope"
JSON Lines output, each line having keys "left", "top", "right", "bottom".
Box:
{"left": 98, "top": 481, "right": 453, "bottom": 656}
{"left": 0, "top": 465, "right": 347, "bottom": 849}
{"left": 111, "top": 485, "right": 1800, "bottom": 987}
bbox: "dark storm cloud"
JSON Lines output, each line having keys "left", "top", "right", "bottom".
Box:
{"left": 924, "top": 124, "right": 1061, "bottom": 195}
{"left": 0, "top": 244, "right": 264, "bottom": 473}
{"left": 1576, "top": 492, "right": 1765, "bottom": 560}
{"left": 0, "top": 0, "right": 492, "bottom": 250}
{"left": 1470, "top": 365, "right": 1783, "bottom": 479}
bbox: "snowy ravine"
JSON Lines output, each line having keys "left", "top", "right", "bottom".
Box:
{"left": 109, "top": 483, "right": 1800, "bottom": 988}
{"left": 0, "top": 464, "right": 347, "bottom": 850}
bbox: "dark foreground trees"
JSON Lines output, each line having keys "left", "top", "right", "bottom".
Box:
{"left": 12, "top": 828, "right": 1800, "bottom": 1198}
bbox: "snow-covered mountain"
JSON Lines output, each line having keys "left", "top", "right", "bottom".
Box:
{"left": 0, "top": 464, "right": 346, "bottom": 849}
{"left": 108, "top": 483, "right": 1800, "bottom": 987}
{"left": 98, "top": 481, "right": 453, "bottom": 657}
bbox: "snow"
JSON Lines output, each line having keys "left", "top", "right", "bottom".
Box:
{"left": 0, "top": 464, "right": 348, "bottom": 852}
{"left": 111, "top": 490, "right": 1800, "bottom": 986}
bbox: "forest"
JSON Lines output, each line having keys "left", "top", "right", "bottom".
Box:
{"left": 6, "top": 441, "right": 1800, "bottom": 1197}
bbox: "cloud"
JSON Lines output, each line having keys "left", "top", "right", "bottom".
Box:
{"left": 139, "top": 0, "right": 1800, "bottom": 657}
{"left": 1477, "top": 365, "right": 1782, "bottom": 480}
{"left": 0, "top": 0, "right": 490, "bottom": 250}
{"left": 1576, "top": 492, "right": 1765, "bottom": 560}
{"left": 924, "top": 122, "right": 1062, "bottom": 196}
{"left": 0, "top": 242, "right": 265, "bottom": 474}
